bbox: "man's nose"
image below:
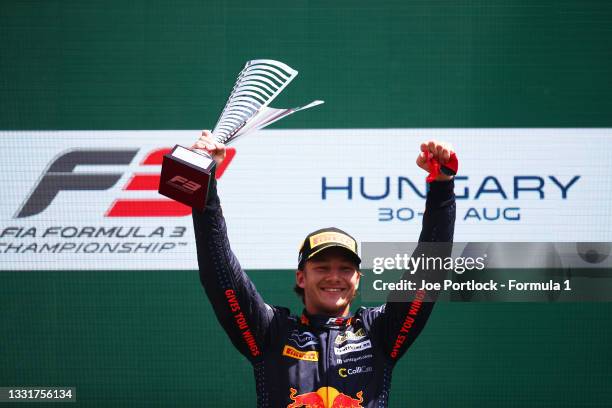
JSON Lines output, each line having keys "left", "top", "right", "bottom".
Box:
{"left": 327, "top": 268, "right": 343, "bottom": 281}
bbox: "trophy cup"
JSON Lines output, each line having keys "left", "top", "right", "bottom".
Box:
{"left": 159, "top": 59, "right": 323, "bottom": 210}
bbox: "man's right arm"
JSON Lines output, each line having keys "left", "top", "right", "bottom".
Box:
{"left": 192, "top": 136, "right": 276, "bottom": 361}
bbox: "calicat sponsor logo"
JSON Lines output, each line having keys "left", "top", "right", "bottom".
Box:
{"left": 287, "top": 387, "right": 364, "bottom": 408}
{"left": 338, "top": 366, "right": 373, "bottom": 378}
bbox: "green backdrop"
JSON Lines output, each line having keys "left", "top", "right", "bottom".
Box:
{"left": 1, "top": 1, "right": 611, "bottom": 406}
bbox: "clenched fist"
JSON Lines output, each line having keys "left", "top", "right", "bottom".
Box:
{"left": 416, "top": 140, "right": 456, "bottom": 181}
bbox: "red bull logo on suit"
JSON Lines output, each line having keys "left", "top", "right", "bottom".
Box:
{"left": 287, "top": 387, "right": 364, "bottom": 408}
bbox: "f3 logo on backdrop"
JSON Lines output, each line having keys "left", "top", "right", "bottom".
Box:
{"left": 15, "top": 148, "right": 235, "bottom": 218}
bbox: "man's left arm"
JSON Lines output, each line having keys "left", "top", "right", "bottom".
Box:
{"left": 363, "top": 140, "right": 457, "bottom": 362}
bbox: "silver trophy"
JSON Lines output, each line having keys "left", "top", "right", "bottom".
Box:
{"left": 159, "top": 59, "right": 323, "bottom": 209}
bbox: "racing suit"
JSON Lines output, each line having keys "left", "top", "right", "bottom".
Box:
{"left": 193, "top": 176, "right": 455, "bottom": 407}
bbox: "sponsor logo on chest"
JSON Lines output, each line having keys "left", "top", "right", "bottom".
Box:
{"left": 334, "top": 340, "right": 372, "bottom": 355}
{"left": 282, "top": 345, "right": 319, "bottom": 362}
{"left": 338, "top": 365, "right": 373, "bottom": 378}
{"left": 335, "top": 328, "right": 366, "bottom": 345}
{"left": 289, "top": 331, "right": 319, "bottom": 348}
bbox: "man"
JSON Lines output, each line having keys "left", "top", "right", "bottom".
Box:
{"left": 192, "top": 130, "right": 456, "bottom": 407}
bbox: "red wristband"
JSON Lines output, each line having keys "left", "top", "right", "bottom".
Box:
{"left": 426, "top": 151, "right": 458, "bottom": 183}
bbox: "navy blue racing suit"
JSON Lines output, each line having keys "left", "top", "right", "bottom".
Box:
{"left": 193, "top": 176, "right": 455, "bottom": 407}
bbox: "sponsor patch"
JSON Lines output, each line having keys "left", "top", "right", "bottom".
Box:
{"left": 282, "top": 345, "right": 319, "bottom": 362}
{"left": 289, "top": 331, "right": 319, "bottom": 348}
{"left": 338, "top": 365, "right": 373, "bottom": 378}
{"left": 309, "top": 231, "right": 356, "bottom": 252}
{"left": 334, "top": 340, "right": 372, "bottom": 356}
{"left": 335, "top": 328, "right": 366, "bottom": 345}
{"left": 288, "top": 386, "right": 364, "bottom": 407}
{"left": 336, "top": 353, "right": 373, "bottom": 365}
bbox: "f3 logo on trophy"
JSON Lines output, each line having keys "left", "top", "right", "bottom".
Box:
{"left": 167, "top": 176, "right": 202, "bottom": 194}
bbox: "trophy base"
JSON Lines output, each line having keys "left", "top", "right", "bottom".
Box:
{"left": 158, "top": 145, "right": 216, "bottom": 211}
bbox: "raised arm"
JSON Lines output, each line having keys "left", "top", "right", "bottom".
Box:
{"left": 363, "top": 140, "right": 457, "bottom": 363}
{"left": 192, "top": 131, "right": 276, "bottom": 361}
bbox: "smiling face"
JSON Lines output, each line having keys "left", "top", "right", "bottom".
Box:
{"left": 296, "top": 247, "right": 361, "bottom": 317}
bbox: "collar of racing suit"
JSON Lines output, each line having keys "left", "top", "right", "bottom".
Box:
{"left": 300, "top": 309, "right": 355, "bottom": 330}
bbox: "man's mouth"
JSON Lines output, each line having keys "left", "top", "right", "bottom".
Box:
{"left": 320, "top": 287, "right": 346, "bottom": 293}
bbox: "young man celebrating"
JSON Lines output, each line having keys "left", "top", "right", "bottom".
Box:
{"left": 192, "top": 131, "right": 456, "bottom": 407}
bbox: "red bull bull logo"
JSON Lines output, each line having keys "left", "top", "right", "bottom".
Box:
{"left": 287, "top": 387, "right": 364, "bottom": 408}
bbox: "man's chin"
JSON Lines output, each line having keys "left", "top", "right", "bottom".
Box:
{"left": 317, "top": 300, "right": 349, "bottom": 315}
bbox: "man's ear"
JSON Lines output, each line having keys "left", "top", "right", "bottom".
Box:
{"left": 355, "top": 270, "right": 361, "bottom": 290}
{"left": 296, "top": 269, "right": 306, "bottom": 289}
